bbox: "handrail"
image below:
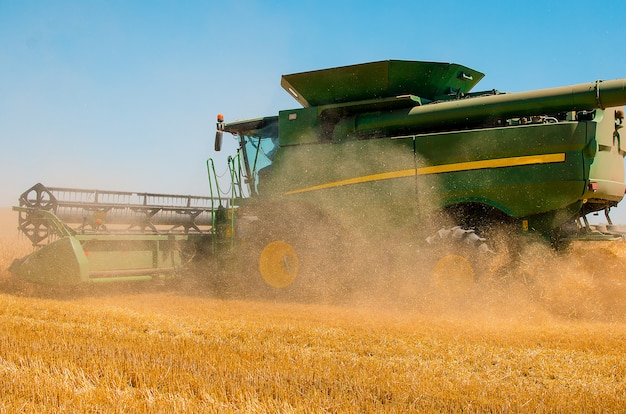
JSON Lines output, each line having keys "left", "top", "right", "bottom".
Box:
{"left": 228, "top": 153, "right": 243, "bottom": 245}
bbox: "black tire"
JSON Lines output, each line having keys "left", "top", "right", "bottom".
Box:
{"left": 424, "top": 226, "right": 493, "bottom": 296}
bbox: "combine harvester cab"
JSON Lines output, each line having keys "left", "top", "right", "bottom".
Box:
{"left": 10, "top": 183, "right": 227, "bottom": 286}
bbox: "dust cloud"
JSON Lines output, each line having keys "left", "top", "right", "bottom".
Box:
{"left": 3, "top": 199, "right": 626, "bottom": 327}
{"left": 183, "top": 194, "right": 626, "bottom": 327}
{"left": 298, "top": 233, "right": 626, "bottom": 326}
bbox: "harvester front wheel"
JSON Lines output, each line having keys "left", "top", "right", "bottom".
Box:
{"left": 247, "top": 201, "right": 350, "bottom": 303}
{"left": 259, "top": 240, "right": 299, "bottom": 288}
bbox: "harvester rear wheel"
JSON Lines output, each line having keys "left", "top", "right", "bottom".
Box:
{"left": 425, "top": 226, "right": 493, "bottom": 296}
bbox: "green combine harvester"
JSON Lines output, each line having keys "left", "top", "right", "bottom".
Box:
{"left": 10, "top": 60, "right": 626, "bottom": 296}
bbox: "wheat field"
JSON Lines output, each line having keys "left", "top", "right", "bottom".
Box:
{"left": 1, "top": 208, "right": 625, "bottom": 413}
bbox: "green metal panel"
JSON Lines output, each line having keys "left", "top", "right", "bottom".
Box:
{"left": 265, "top": 137, "right": 419, "bottom": 237}
{"left": 280, "top": 60, "right": 484, "bottom": 107}
{"left": 79, "top": 235, "right": 184, "bottom": 279}
{"left": 587, "top": 108, "right": 626, "bottom": 204}
{"left": 10, "top": 234, "right": 188, "bottom": 286}
{"left": 260, "top": 120, "right": 593, "bottom": 236}
{"left": 414, "top": 122, "right": 589, "bottom": 221}
{"left": 9, "top": 236, "right": 87, "bottom": 285}
{"left": 278, "top": 107, "right": 321, "bottom": 145}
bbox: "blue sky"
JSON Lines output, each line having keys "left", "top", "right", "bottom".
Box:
{"left": 2, "top": 1, "right": 626, "bottom": 221}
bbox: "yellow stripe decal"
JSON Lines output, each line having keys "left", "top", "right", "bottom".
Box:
{"left": 417, "top": 153, "right": 566, "bottom": 175}
{"left": 285, "top": 169, "right": 416, "bottom": 195}
{"left": 284, "top": 153, "right": 566, "bottom": 195}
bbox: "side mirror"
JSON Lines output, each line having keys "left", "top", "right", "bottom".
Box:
{"left": 214, "top": 129, "right": 223, "bottom": 151}
{"left": 214, "top": 114, "right": 224, "bottom": 151}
